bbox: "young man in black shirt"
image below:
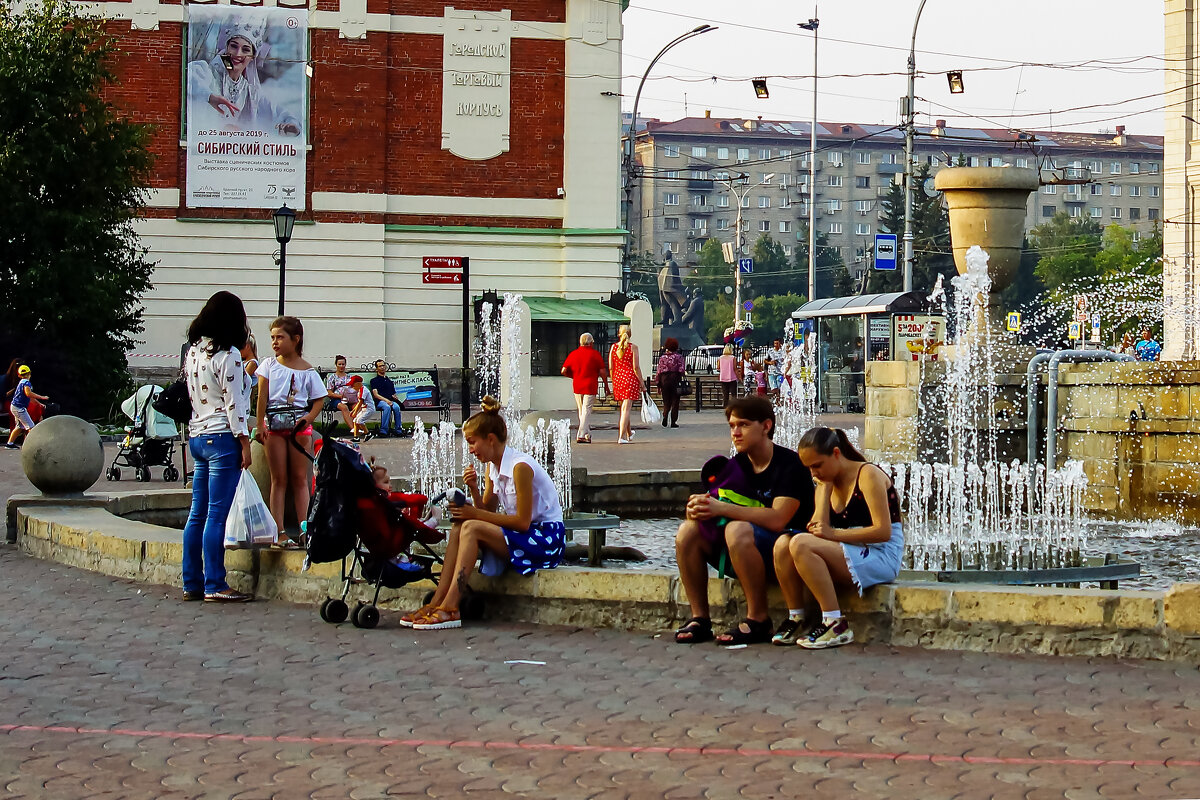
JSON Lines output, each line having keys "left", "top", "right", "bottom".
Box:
{"left": 674, "top": 396, "right": 815, "bottom": 646}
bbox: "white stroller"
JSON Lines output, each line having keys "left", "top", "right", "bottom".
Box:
{"left": 105, "top": 385, "right": 182, "bottom": 482}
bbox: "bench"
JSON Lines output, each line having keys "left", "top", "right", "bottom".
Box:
{"left": 319, "top": 364, "right": 450, "bottom": 435}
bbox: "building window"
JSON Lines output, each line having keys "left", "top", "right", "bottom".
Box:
{"left": 1149, "top": 208, "right": 1159, "bottom": 220}
{"left": 1015, "top": 157, "right": 1028, "bottom": 168}
{"left": 1130, "top": 185, "right": 1141, "bottom": 197}
{"left": 988, "top": 157, "right": 1005, "bottom": 167}
{"left": 737, "top": 148, "right": 750, "bottom": 162}
{"left": 781, "top": 149, "right": 792, "bottom": 160}
{"left": 692, "top": 194, "right": 710, "bottom": 207}
{"left": 883, "top": 152, "right": 899, "bottom": 164}
{"left": 827, "top": 151, "right": 843, "bottom": 166}
{"left": 1089, "top": 160, "right": 1102, "bottom": 174}
{"left": 1089, "top": 207, "right": 1102, "bottom": 218}
{"left": 1111, "top": 207, "right": 1122, "bottom": 219}
{"left": 691, "top": 146, "right": 707, "bottom": 158}
{"left": 1069, "top": 206, "right": 1082, "bottom": 218}
{"left": 1042, "top": 184, "right": 1057, "bottom": 195}
{"left": 781, "top": 195, "right": 792, "bottom": 209}
{"left": 855, "top": 223, "right": 871, "bottom": 235}
{"left": 1090, "top": 183, "right": 1102, "bottom": 196}
{"left": 1110, "top": 162, "right": 1121, "bottom": 174}
{"left": 664, "top": 145, "right": 679, "bottom": 158}
{"left": 741, "top": 220, "right": 749, "bottom": 231}
{"left": 692, "top": 217, "right": 707, "bottom": 230}
{"left": 828, "top": 199, "right": 842, "bottom": 212}
{"left": 927, "top": 155, "right": 941, "bottom": 167}
{"left": 740, "top": 196, "right": 750, "bottom": 208}
{"left": 717, "top": 218, "right": 729, "bottom": 230}
{"left": 1149, "top": 162, "right": 1160, "bottom": 174}
{"left": 856, "top": 151, "right": 871, "bottom": 164}
{"left": 855, "top": 176, "right": 871, "bottom": 189}
{"left": 783, "top": 245, "right": 793, "bottom": 256}
{"left": 1110, "top": 184, "right": 1121, "bottom": 196}
{"left": 1149, "top": 186, "right": 1160, "bottom": 198}
{"left": 714, "top": 171, "right": 730, "bottom": 181}
{"left": 664, "top": 241, "right": 678, "bottom": 253}
{"left": 758, "top": 196, "right": 771, "bottom": 208}
{"left": 759, "top": 148, "right": 771, "bottom": 159}
{"left": 968, "top": 156, "right": 981, "bottom": 167}
{"left": 1130, "top": 162, "right": 1140, "bottom": 175}
{"left": 828, "top": 175, "right": 843, "bottom": 187}
{"left": 757, "top": 220, "right": 769, "bottom": 232}
{"left": 717, "top": 147, "right": 729, "bottom": 160}
{"left": 828, "top": 222, "right": 843, "bottom": 234}
{"left": 664, "top": 170, "right": 678, "bottom": 180}
{"left": 855, "top": 200, "right": 871, "bottom": 213}
{"left": 664, "top": 217, "right": 679, "bottom": 230}
{"left": 664, "top": 193, "right": 679, "bottom": 205}
{"left": 1129, "top": 208, "right": 1141, "bottom": 221}
{"left": 717, "top": 195, "right": 730, "bottom": 208}
{"left": 1042, "top": 205, "right": 1055, "bottom": 218}
{"left": 779, "top": 220, "right": 792, "bottom": 233}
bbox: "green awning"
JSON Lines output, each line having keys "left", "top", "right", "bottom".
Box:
{"left": 523, "top": 297, "right": 629, "bottom": 323}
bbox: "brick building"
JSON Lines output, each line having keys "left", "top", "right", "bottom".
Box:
{"left": 629, "top": 116, "right": 1163, "bottom": 297}
{"left": 91, "top": 0, "right": 623, "bottom": 371}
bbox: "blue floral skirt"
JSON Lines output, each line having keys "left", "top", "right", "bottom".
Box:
{"left": 479, "top": 520, "right": 566, "bottom": 577}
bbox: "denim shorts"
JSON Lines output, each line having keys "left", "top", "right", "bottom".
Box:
{"left": 705, "top": 523, "right": 795, "bottom": 582}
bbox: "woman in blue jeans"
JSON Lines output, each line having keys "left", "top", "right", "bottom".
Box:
{"left": 181, "top": 291, "right": 255, "bottom": 603}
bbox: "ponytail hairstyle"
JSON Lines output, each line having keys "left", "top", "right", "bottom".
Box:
{"left": 269, "top": 316, "right": 304, "bottom": 356}
{"left": 797, "top": 426, "right": 867, "bottom": 463}
{"left": 462, "top": 395, "right": 508, "bottom": 443}
{"left": 615, "top": 324, "right": 631, "bottom": 359}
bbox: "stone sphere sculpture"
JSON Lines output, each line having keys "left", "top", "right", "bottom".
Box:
{"left": 21, "top": 415, "right": 105, "bottom": 495}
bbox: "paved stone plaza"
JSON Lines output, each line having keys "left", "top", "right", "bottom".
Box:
{"left": 2, "top": 547, "right": 1200, "bottom": 798}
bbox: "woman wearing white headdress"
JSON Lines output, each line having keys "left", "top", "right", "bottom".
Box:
{"left": 187, "top": 13, "right": 301, "bottom": 136}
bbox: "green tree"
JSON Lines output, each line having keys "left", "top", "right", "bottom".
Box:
{"left": 1028, "top": 212, "right": 1103, "bottom": 291}
{"left": 743, "top": 232, "right": 805, "bottom": 300}
{"left": 793, "top": 221, "right": 849, "bottom": 298}
{"left": 874, "top": 163, "right": 954, "bottom": 294}
{"left": 0, "top": 0, "right": 155, "bottom": 417}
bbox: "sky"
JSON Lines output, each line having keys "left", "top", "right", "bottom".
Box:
{"left": 620, "top": 0, "right": 1167, "bottom": 137}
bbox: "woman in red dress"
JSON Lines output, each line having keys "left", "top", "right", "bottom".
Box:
{"left": 608, "top": 324, "right": 644, "bottom": 444}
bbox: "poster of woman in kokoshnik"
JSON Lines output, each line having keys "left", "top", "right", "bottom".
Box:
{"left": 185, "top": 5, "right": 307, "bottom": 209}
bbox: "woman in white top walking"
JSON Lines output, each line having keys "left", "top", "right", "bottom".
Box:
{"left": 255, "top": 316, "right": 325, "bottom": 546}
{"left": 403, "top": 396, "right": 565, "bottom": 630}
{"left": 181, "top": 291, "right": 254, "bottom": 603}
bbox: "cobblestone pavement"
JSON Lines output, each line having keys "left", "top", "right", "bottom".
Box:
{"left": 3, "top": 549, "right": 1200, "bottom": 799}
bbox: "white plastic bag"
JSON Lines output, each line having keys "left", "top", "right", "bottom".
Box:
{"left": 224, "top": 470, "right": 278, "bottom": 549}
{"left": 639, "top": 390, "right": 662, "bottom": 426}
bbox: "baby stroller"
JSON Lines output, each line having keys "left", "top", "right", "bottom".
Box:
{"left": 106, "top": 384, "right": 181, "bottom": 483}
{"left": 306, "top": 438, "right": 459, "bottom": 629}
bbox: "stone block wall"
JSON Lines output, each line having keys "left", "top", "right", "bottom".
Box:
{"left": 1058, "top": 361, "right": 1200, "bottom": 522}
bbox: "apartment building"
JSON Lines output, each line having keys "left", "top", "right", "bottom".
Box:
{"left": 629, "top": 116, "right": 1164, "bottom": 296}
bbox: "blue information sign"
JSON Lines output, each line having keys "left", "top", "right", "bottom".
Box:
{"left": 738, "top": 258, "right": 754, "bottom": 274}
{"left": 743, "top": 300, "right": 754, "bottom": 311}
{"left": 874, "top": 233, "right": 898, "bottom": 271}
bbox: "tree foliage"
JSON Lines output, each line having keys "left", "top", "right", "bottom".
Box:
{"left": 792, "top": 221, "right": 850, "bottom": 298}
{"left": 874, "top": 163, "right": 954, "bottom": 294}
{"left": 0, "top": 0, "right": 155, "bottom": 418}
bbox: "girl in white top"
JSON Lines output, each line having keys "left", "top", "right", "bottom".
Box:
{"left": 255, "top": 315, "right": 325, "bottom": 546}
{"left": 403, "top": 396, "right": 565, "bottom": 631}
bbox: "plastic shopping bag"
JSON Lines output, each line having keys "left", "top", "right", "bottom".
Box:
{"left": 224, "top": 470, "right": 278, "bottom": 549}
{"left": 639, "top": 390, "right": 662, "bottom": 426}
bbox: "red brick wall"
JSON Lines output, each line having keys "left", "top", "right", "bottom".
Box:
{"left": 96, "top": 2, "right": 567, "bottom": 221}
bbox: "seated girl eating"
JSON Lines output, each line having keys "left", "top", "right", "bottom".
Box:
{"left": 400, "top": 395, "right": 566, "bottom": 630}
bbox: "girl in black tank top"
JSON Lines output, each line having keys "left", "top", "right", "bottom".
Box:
{"left": 771, "top": 427, "right": 904, "bottom": 650}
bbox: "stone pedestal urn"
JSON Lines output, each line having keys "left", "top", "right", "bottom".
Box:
{"left": 934, "top": 167, "right": 1039, "bottom": 294}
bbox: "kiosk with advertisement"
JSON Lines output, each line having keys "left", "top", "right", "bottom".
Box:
{"left": 791, "top": 292, "right": 942, "bottom": 412}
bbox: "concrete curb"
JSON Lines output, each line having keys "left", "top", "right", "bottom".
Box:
{"left": 10, "top": 492, "right": 1200, "bottom": 662}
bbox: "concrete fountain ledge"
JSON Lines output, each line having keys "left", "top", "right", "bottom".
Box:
{"left": 9, "top": 490, "right": 1200, "bottom": 663}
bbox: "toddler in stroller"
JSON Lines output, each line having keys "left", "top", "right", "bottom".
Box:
{"left": 307, "top": 438, "right": 447, "bottom": 629}
{"left": 106, "top": 384, "right": 181, "bottom": 483}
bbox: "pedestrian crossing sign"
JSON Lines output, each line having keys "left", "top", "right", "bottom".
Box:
{"left": 1006, "top": 312, "right": 1020, "bottom": 332}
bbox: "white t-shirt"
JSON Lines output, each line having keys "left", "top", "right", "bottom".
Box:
{"left": 185, "top": 340, "right": 252, "bottom": 438}
{"left": 488, "top": 446, "right": 563, "bottom": 527}
{"left": 258, "top": 357, "right": 324, "bottom": 409}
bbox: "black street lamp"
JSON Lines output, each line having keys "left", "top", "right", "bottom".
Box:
{"left": 272, "top": 205, "right": 296, "bottom": 316}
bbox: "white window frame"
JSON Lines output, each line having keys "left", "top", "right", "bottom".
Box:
{"left": 1130, "top": 185, "right": 1141, "bottom": 197}
{"left": 664, "top": 217, "right": 679, "bottom": 230}
{"left": 828, "top": 222, "right": 843, "bottom": 235}
{"left": 856, "top": 151, "right": 871, "bottom": 164}
{"left": 758, "top": 196, "right": 771, "bottom": 208}
{"left": 1090, "top": 184, "right": 1103, "bottom": 196}
{"left": 737, "top": 148, "right": 750, "bottom": 162}
{"left": 1111, "top": 207, "right": 1122, "bottom": 219}
{"left": 1110, "top": 184, "right": 1122, "bottom": 197}
{"left": 1089, "top": 207, "right": 1102, "bottom": 218}
{"left": 1150, "top": 186, "right": 1161, "bottom": 198}
{"left": 759, "top": 148, "right": 771, "bottom": 159}
{"left": 1042, "top": 184, "right": 1057, "bottom": 195}
{"left": 717, "top": 218, "right": 729, "bottom": 230}
{"left": 1149, "top": 162, "right": 1160, "bottom": 174}
{"left": 826, "top": 151, "right": 843, "bottom": 167}
{"left": 1109, "top": 162, "right": 1122, "bottom": 175}
{"left": 663, "top": 192, "right": 679, "bottom": 206}
{"left": 828, "top": 199, "right": 842, "bottom": 212}
{"left": 828, "top": 175, "right": 843, "bottom": 187}
{"left": 1015, "top": 157, "right": 1028, "bottom": 168}
{"left": 717, "top": 195, "right": 730, "bottom": 208}
{"left": 758, "top": 220, "right": 770, "bottom": 232}
{"left": 1130, "top": 162, "right": 1141, "bottom": 175}
{"left": 664, "top": 145, "right": 679, "bottom": 158}
{"left": 779, "top": 220, "right": 792, "bottom": 233}
{"left": 691, "top": 146, "right": 707, "bottom": 158}
{"left": 855, "top": 223, "right": 871, "bottom": 235}
{"left": 717, "top": 147, "right": 729, "bottom": 160}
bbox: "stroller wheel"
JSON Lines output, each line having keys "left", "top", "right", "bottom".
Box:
{"left": 352, "top": 604, "right": 380, "bottom": 629}
{"left": 106, "top": 467, "right": 120, "bottom": 481}
{"left": 320, "top": 598, "right": 348, "bottom": 624}
{"left": 163, "top": 465, "right": 180, "bottom": 483}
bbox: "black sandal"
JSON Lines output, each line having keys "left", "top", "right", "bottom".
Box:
{"left": 716, "top": 617, "right": 773, "bottom": 646}
{"left": 674, "top": 616, "right": 714, "bottom": 644}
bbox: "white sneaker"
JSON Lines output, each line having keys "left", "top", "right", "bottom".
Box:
{"left": 798, "top": 618, "right": 853, "bottom": 649}
{"left": 617, "top": 437, "right": 629, "bottom": 444}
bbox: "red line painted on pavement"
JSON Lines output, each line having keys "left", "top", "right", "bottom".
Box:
{"left": 1, "top": 723, "right": 1196, "bottom": 770}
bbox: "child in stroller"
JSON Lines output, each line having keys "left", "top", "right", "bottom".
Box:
{"left": 106, "top": 384, "right": 181, "bottom": 483}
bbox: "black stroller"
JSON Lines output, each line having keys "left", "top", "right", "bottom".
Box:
{"left": 306, "top": 438, "right": 460, "bottom": 629}
{"left": 106, "top": 385, "right": 181, "bottom": 483}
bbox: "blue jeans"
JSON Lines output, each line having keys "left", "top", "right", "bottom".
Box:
{"left": 376, "top": 399, "right": 401, "bottom": 434}
{"left": 182, "top": 432, "right": 240, "bottom": 594}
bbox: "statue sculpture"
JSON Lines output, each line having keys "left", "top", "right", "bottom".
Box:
{"left": 680, "top": 287, "right": 705, "bottom": 343}
{"left": 657, "top": 251, "right": 687, "bottom": 326}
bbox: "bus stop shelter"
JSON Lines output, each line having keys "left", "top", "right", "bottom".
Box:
{"left": 792, "top": 291, "right": 942, "bottom": 412}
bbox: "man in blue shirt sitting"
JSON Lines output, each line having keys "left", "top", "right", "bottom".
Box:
{"left": 1135, "top": 326, "right": 1162, "bottom": 362}
{"left": 369, "top": 359, "right": 404, "bottom": 437}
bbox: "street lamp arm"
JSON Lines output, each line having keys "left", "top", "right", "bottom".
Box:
{"left": 628, "top": 25, "right": 717, "bottom": 174}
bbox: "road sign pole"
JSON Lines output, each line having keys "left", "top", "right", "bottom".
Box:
{"left": 461, "top": 257, "right": 470, "bottom": 424}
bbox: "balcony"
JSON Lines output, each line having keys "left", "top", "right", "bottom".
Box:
{"left": 687, "top": 178, "right": 715, "bottom": 190}
{"left": 687, "top": 205, "right": 715, "bottom": 215}
{"left": 876, "top": 162, "right": 904, "bottom": 175}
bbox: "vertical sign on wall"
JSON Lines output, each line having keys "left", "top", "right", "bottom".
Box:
{"left": 441, "top": 8, "right": 513, "bottom": 161}
{"left": 185, "top": 5, "right": 308, "bottom": 209}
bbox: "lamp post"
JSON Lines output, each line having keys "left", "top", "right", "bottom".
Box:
{"left": 799, "top": 12, "right": 819, "bottom": 304}
{"left": 902, "top": 0, "right": 930, "bottom": 294}
{"left": 725, "top": 172, "right": 774, "bottom": 332}
{"left": 622, "top": 23, "right": 718, "bottom": 292}
{"left": 272, "top": 205, "right": 296, "bottom": 316}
